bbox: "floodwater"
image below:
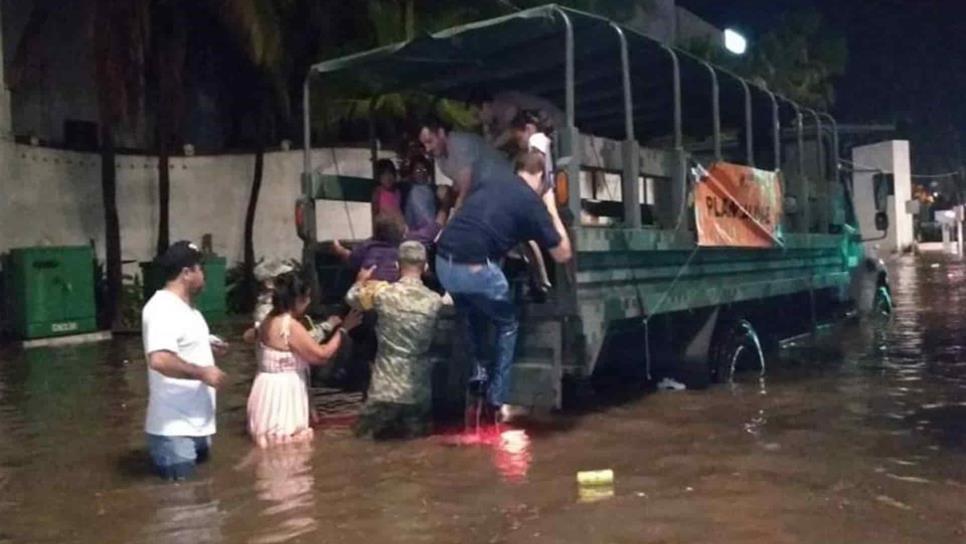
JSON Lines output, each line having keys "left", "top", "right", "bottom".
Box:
{"left": 2, "top": 254, "right": 966, "bottom": 544}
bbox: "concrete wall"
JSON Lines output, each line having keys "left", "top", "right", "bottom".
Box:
{"left": 852, "top": 140, "right": 914, "bottom": 255}
{"left": 0, "top": 142, "right": 376, "bottom": 275}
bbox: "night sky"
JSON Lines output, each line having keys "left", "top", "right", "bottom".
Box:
{"left": 679, "top": 0, "right": 966, "bottom": 176}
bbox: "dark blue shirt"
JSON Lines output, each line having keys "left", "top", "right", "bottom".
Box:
{"left": 437, "top": 175, "right": 561, "bottom": 263}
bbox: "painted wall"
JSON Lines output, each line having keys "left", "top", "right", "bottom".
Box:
{"left": 0, "top": 142, "right": 377, "bottom": 275}
{"left": 852, "top": 140, "right": 914, "bottom": 255}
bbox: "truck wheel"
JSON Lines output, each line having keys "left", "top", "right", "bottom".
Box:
{"left": 873, "top": 285, "right": 893, "bottom": 317}
{"left": 711, "top": 320, "right": 765, "bottom": 383}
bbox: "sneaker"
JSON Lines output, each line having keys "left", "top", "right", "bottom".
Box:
{"left": 499, "top": 404, "right": 528, "bottom": 423}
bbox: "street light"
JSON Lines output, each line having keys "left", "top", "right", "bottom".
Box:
{"left": 724, "top": 29, "right": 747, "bottom": 55}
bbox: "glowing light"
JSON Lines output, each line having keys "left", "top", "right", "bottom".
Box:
{"left": 724, "top": 29, "right": 747, "bottom": 55}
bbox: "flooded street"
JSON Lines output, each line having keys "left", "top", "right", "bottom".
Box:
{"left": 2, "top": 253, "right": 966, "bottom": 543}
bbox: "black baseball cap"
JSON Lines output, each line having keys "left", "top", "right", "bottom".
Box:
{"left": 157, "top": 240, "right": 204, "bottom": 273}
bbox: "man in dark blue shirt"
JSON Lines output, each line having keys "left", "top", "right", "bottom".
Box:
{"left": 435, "top": 151, "right": 572, "bottom": 421}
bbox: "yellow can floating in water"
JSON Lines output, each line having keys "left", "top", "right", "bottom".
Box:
{"left": 576, "top": 469, "right": 614, "bottom": 487}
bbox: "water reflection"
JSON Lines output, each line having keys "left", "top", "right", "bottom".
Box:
{"left": 493, "top": 429, "right": 532, "bottom": 484}
{"left": 140, "top": 480, "right": 226, "bottom": 544}
{"left": 3, "top": 255, "right": 966, "bottom": 542}
{"left": 239, "top": 443, "right": 317, "bottom": 544}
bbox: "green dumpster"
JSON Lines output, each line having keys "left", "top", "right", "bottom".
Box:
{"left": 2, "top": 246, "right": 98, "bottom": 339}
{"left": 140, "top": 256, "right": 227, "bottom": 323}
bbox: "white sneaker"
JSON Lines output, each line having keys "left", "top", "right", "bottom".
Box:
{"left": 499, "top": 404, "right": 528, "bottom": 423}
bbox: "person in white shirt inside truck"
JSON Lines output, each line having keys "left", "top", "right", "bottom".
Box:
{"left": 142, "top": 241, "right": 228, "bottom": 481}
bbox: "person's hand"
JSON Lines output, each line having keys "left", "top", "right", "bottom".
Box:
{"left": 342, "top": 309, "right": 364, "bottom": 331}
{"left": 209, "top": 335, "right": 230, "bottom": 356}
{"left": 356, "top": 265, "right": 376, "bottom": 284}
{"left": 212, "top": 342, "right": 230, "bottom": 357}
{"left": 199, "top": 366, "right": 227, "bottom": 389}
{"left": 325, "top": 315, "right": 343, "bottom": 329}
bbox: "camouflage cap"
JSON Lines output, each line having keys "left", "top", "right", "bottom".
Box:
{"left": 253, "top": 259, "right": 295, "bottom": 282}
{"left": 398, "top": 241, "right": 427, "bottom": 265}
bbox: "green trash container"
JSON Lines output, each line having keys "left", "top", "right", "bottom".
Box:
{"left": 2, "top": 246, "right": 98, "bottom": 339}
{"left": 140, "top": 256, "right": 226, "bottom": 323}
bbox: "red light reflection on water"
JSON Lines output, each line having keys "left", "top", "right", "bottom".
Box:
{"left": 435, "top": 424, "right": 533, "bottom": 483}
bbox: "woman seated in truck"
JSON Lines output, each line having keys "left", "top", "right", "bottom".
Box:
{"left": 371, "top": 159, "right": 402, "bottom": 221}
{"left": 401, "top": 154, "right": 443, "bottom": 246}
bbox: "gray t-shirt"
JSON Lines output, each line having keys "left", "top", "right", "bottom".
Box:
{"left": 436, "top": 131, "right": 514, "bottom": 191}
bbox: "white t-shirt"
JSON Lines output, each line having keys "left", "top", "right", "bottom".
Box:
{"left": 142, "top": 289, "right": 216, "bottom": 437}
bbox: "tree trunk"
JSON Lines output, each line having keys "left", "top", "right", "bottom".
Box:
{"left": 404, "top": 0, "right": 415, "bottom": 40}
{"left": 99, "top": 122, "right": 122, "bottom": 329}
{"left": 242, "top": 142, "right": 264, "bottom": 311}
{"left": 157, "top": 141, "right": 170, "bottom": 256}
{"left": 153, "top": 1, "right": 185, "bottom": 257}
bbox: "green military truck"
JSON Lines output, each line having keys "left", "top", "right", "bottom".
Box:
{"left": 295, "top": 6, "right": 892, "bottom": 409}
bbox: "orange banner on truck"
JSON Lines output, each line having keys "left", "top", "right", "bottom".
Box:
{"left": 695, "top": 162, "right": 784, "bottom": 248}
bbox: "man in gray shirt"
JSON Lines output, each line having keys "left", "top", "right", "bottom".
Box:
{"left": 419, "top": 118, "right": 515, "bottom": 217}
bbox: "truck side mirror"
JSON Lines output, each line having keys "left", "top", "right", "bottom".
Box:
{"left": 875, "top": 211, "right": 889, "bottom": 232}
{"left": 873, "top": 173, "right": 894, "bottom": 212}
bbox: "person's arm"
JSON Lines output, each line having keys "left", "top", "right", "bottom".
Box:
{"left": 148, "top": 351, "right": 226, "bottom": 388}
{"left": 331, "top": 240, "right": 352, "bottom": 262}
{"left": 288, "top": 310, "right": 363, "bottom": 365}
{"left": 345, "top": 265, "right": 385, "bottom": 311}
{"left": 547, "top": 219, "right": 572, "bottom": 263}
{"left": 371, "top": 189, "right": 380, "bottom": 217}
{"left": 450, "top": 166, "right": 473, "bottom": 217}
{"left": 542, "top": 190, "right": 572, "bottom": 263}
{"left": 528, "top": 195, "right": 572, "bottom": 264}
{"left": 288, "top": 319, "right": 342, "bottom": 365}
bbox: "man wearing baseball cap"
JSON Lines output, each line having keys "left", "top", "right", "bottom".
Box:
{"left": 346, "top": 241, "right": 444, "bottom": 439}
{"left": 142, "top": 241, "right": 228, "bottom": 480}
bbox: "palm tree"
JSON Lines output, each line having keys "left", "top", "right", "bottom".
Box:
{"left": 150, "top": 0, "right": 189, "bottom": 256}
{"left": 90, "top": 0, "right": 150, "bottom": 328}
{"left": 204, "top": 0, "right": 290, "bottom": 309}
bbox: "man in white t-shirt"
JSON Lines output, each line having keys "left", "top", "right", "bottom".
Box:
{"left": 142, "top": 241, "right": 228, "bottom": 480}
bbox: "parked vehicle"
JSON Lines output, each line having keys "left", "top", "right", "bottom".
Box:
{"left": 295, "top": 6, "right": 891, "bottom": 409}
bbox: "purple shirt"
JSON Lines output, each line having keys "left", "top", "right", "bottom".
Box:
{"left": 349, "top": 240, "right": 400, "bottom": 282}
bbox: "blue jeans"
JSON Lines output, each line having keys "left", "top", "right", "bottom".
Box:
{"left": 436, "top": 256, "right": 519, "bottom": 407}
{"left": 147, "top": 434, "right": 212, "bottom": 481}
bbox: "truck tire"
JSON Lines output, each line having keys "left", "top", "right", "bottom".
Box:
{"left": 711, "top": 319, "right": 765, "bottom": 383}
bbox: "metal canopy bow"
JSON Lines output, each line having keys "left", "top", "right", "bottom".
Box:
{"left": 306, "top": 4, "right": 835, "bottom": 160}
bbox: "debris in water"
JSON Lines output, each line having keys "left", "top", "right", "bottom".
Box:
{"left": 578, "top": 485, "right": 614, "bottom": 503}
{"left": 657, "top": 378, "right": 686, "bottom": 391}
{"left": 875, "top": 495, "right": 913, "bottom": 511}
{"left": 577, "top": 469, "right": 615, "bottom": 503}
{"left": 577, "top": 469, "right": 614, "bottom": 486}
{"left": 885, "top": 473, "right": 932, "bottom": 484}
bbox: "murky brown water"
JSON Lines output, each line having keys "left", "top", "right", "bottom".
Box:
{"left": 3, "top": 254, "right": 966, "bottom": 543}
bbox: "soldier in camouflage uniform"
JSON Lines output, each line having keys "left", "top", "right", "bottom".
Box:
{"left": 346, "top": 241, "right": 444, "bottom": 439}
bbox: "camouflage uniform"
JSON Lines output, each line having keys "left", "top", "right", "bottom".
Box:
{"left": 346, "top": 273, "right": 443, "bottom": 439}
